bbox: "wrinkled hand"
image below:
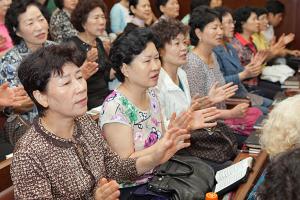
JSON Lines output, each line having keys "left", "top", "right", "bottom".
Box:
{"left": 230, "top": 103, "right": 249, "bottom": 118}
{"left": 153, "top": 128, "right": 190, "bottom": 165}
{"left": 12, "top": 87, "right": 34, "bottom": 113}
{"left": 95, "top": 178, "right": 120, "bottom": 200}
{"left": 190, "top": 106, "right": 220, "bottom": 130}
{"left": 283, "top": 33, "right": 295, "bottom": 45}
{"left": 80, "top": 61, "right": 99, "bottom": 80}
{"left": 168, "top": 111, "right": 192, "bottom": 130}
{"left": 87, "top": 47, "right": 98, "bottom": 62}
{"left": 208, "top": 82, "right": 238, "bottom": 104}
{"left": 190, "top": 94, "right": 214, "bottom": 110}
{"left": 0, "top": 83, "right": 17, "bottom": 107}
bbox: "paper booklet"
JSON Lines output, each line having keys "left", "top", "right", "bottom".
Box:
{"left": 214, "top": 157, "right": 254, "bottom": 195}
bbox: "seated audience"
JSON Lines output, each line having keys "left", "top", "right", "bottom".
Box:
{"left": 110, "top": 0, "right": 130, "bottom": 34}
{"left": 263, "top": 0, "right": 285, "bottom": 44}
{"left": 256, "top": 148, "right": 300, "bottom": 200}
{"left": 124, "top": 0, "right": 156, "bottom": 32}
{"left": 156, "top": 0, "right": 180, "bottom": 20}
{"left": 214, "top": 7, "right": 272, "bottom": 114}
{"left": 0, "top": 0, "right": 13, "bottom": 57}
{"left": 263, "top": 0, "right": 300, "bottom": 57}
{"left": 70, "top": 0, "right": 113, "bottom": 109}
{"left": 182, "top": 0, "right": 222, "bottom": 25}
{"left": 152, "top": 18, "right": 220, "bottom": 128}
{"left": 184, "top": 6, "right": 248, "bottom": 121}
{"left": 252, "top": 7, "right": 293, "bottom": 60}
{"left": 11, "top": 44, "right": 190, "bottom": 199}
{"left": 231, "top": 6, "right": 280, "bottom": 99}
{"left": 0, "top": 0, "right": 54, "bottom": 125}
{"left": 50, "top": 0, "right": 78, "bottom": 43}
{"left": 100, "top": 27, "right": 192, "bottom": 199}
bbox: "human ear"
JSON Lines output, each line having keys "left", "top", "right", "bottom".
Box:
{"left": 33, "top": 90, "right": 49, "bottom": 108}
{"left": 120, "top": 63, "right": 129, "bottom": 78}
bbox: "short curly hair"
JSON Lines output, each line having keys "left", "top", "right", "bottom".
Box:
{"left": 151, "top": 18, "right": 188, "bottom": 49}
{"left": 18, "top": 44, "right": 85, "bottom": 116}
{"left": 260, "top": 95, "right": 300, "bottom": 157}
{"left": 5, "top": 0, "right": 43, "bottom": 45}
{"left": 233, "top": 6, "right": 256, "bottom": 34}
{"left": 109, "top": 28, "right": 159, "bottom": 82}
{"left": 189, "top": 6, "right": 219, "bottom": 46}
{"left": 256, "top": 148, "right": 300, "bottom": 200}
{"left": 71, "top": 0, "right": 107, "bottom": 32}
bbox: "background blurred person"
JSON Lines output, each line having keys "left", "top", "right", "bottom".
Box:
{"left": 50, "top": 0, "right": 78, "bottom": 43}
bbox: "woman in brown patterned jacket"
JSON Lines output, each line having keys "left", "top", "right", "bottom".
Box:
{"left": 11, "top": 44, "right": 191, "bottom": 199}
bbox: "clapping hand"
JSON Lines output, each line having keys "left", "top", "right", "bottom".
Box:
{"left": 191, "top": 94, "right": 214, "bottom": 110}
{"left": 152, "top": 127, "right": 190, "bottom": 165}
{"left": 189, "top": 105, "right": 220, "bottom": 130}
{"left": 208, "top": 82, "right": 238, "bottom": 104}
{"left": 80, "top": 61, "right": 98, "bottom": 80}
{"left": 230, "top": 103, "right": 249, "bottom": 118}
{"left": 87, "top": 47, "right": 98, "bottom": 62}
{"left": 95, "top": 178, "right": 120, "bottom": 200}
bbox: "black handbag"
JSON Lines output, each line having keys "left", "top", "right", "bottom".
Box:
{"left": 148, "top": 155, "right": 215, "bottom": 200}
{"left": 184, "top": 122, "right": 238, "bottom": 163}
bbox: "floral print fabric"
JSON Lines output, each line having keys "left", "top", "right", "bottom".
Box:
{"left": 100, "top": 89, "right": 163, "bottom": 187}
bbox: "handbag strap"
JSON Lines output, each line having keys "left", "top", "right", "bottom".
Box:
{"left": 155, "top": 157, "right": 194, "bottom": 177}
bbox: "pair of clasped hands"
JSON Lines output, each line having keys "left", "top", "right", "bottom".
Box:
{"left": 0, "top": 83, "right": 33, "bottom": 112}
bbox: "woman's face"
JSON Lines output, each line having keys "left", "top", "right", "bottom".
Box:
{"left": 39, "top": 63, "right": 88, "bottom": 118}
{"left": 198, "top": 18, "right": 223, "bottom": 47}
{"left": 83, "top": 7, "right": 106, "bottom": 37}
{"left": 161, "top": 33, "right": 188, "bottom": 67}
{"left": 160, "top": 0, "right": 180, "bottom": 18}
{"left": 210, "top": 0, "right": 222, "bottom": 8}
{"left": 131, "top": 0, "right": 151, "bottom": 21}
{"left": 222, "top": 13, "right": 235, "bottom": 39}
{"left": 16, "top": 5, "right": 49, "bottom": 48}
{"left": 124, "top": 42, "right": 161, "bottom": 89}
{"left": 0, "top": 0, "right": 12, "bottom": 17}
{"left": 258, "top": 14, "right": 269, "bottom": 32}
{"left": 63, "top": 0, "right": 78, "bottom": 13}
{"left": 242, "top": 12, "right": 259, "bottom": 34}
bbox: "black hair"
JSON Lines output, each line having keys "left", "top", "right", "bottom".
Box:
{"left": 18, "top": 44, "right": 85, "bottom": 116}
{"left": 53, "top": 0, "right": 64, "bottom": 9}
{"left": 190, "top": 0, "right": 210, "bottom": 11}
{"left": 256, "top": 148, "right": 300, "bottom": 200}
{"left": 254, "top": 7, "right": 268, "bottom": 17}
{"left": 129, "top": 0, "right": 140, "bottom": 15}
{"left": 5, "top": 0, "right": 44, "bottom": 45}
{"left": 233, "top": 6, "right": 256, "bottom": 33}
{"left": 109, "top": 27, "right": 159, "bottom": 82}
{"left": 156, "top": 0, "right": 168, "bottom": 15}
{"left": 151, "top": 18, "right": 188, "bottom": 49}
{"left": 214, "top": 6, "right": 232, "bottom": 22}
{"left": 189, "top": 6, "right": 219, "bottom": 46}
{"left": 266, "top": 0, "right": 285, "bottom": 15}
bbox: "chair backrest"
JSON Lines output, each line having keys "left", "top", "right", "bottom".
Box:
{"left": 0, "top": 186, "right": 14, "bottom": 200}
{"left": 0, "top": 158, "right": 12, "bottom": 191}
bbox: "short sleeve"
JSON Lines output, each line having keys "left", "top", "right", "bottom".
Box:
{"left": 99, "top": 91, "right": 131, "bottom": 129}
